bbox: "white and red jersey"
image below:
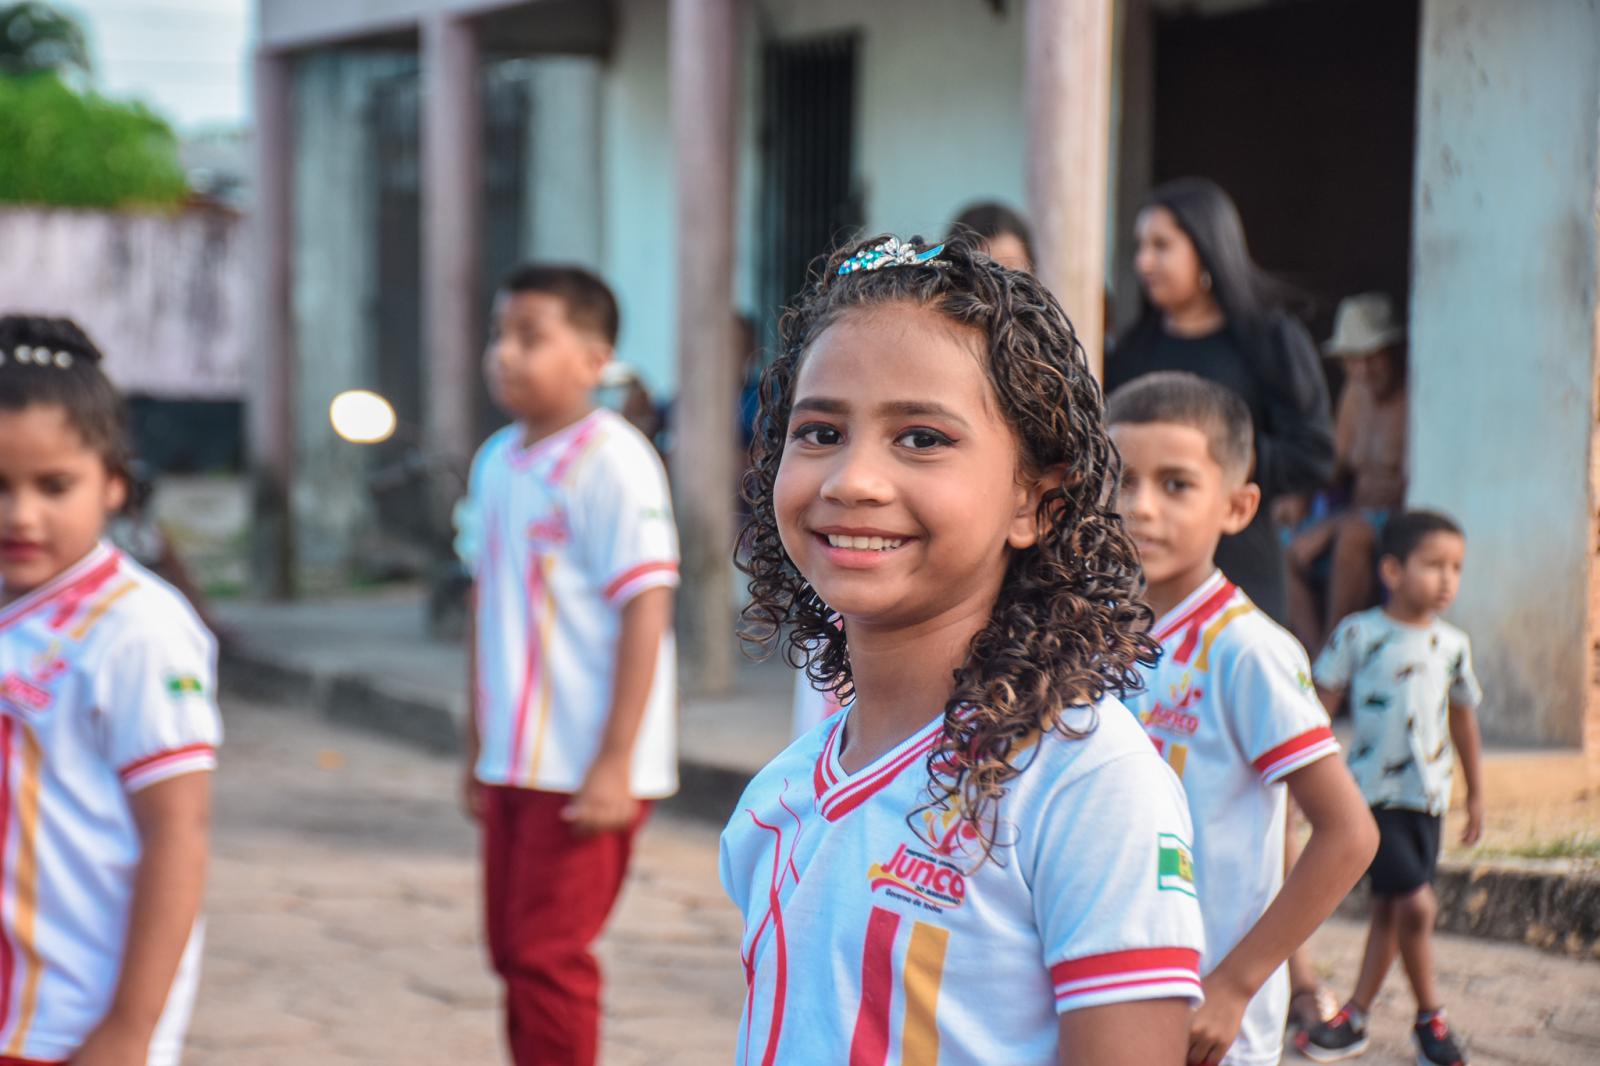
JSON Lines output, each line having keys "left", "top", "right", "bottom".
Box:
{"left": 456, "top": 409, "right": 679, "bottom": 798}
{"left": 0, "top": 542, "right": 220, "bottom": 1065}
{"left": 721, "top": 698, "right": 1205, "bottom": 1066}
{"left": 1125, "top": 569, "right": 1339, "bottom": 1066}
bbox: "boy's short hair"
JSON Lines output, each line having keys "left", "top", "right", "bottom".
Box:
{"left": 1380, "top": 510, "right": 1464, "bottom": 563}
{"left": 500, "top": 264, "right": 620, "bottom": 346}
{"left": 1104, "top": 371, "right": 1254, "bottom": 479}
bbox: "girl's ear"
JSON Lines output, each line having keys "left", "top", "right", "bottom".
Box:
{"left": 104, "top": 471, "right": 128, "bottom": 515}
{"left": 1221, "top": 479, "right": 1261, "bottom": 536}
{"left": 1007, "top": 464, "right": 1067, "bottom": 550}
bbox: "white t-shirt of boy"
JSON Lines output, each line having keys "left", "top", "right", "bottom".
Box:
{"left": 0, "top": 542, "right": 220, "bottom": 1065}
{"left": 1313, "top": 607, "right": 1481, "bottom": 816}
{"left": 1124, "top": 569, "right": 1338, "bottom": 1066}
{"left": 456, "top": 409, "right": 680, "bottom": 798}
{"left": 720, "top": 697, "right": 1205, "bottom": 1066}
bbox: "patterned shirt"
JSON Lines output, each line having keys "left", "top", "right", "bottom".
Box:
{"left": 1314, "top": 608, "right": 1482, "bottom": 815}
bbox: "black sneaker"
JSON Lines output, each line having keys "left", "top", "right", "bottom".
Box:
{"left": 1413, "top": 1013, "right": 1467, "bottom": 1066}
{"left": 1295, "top": 1008, "right": 1370, "bottom": 1062}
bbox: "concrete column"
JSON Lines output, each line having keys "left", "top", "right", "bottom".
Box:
{"left": 251, "top": 48, "right": 296, "bottom": 598}
{"left": 670, "top": 0, "right": 740, "bottom": 695}
{"left": 421, "top": 14, "right": 483, "bottom": 467}
{"left": 1025, "top": 0, "right": 1115, "bottom": 377}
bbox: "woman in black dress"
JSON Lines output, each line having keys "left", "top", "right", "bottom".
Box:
{"left": 1106, "top": 177, "right": 1334, "bottom": 624}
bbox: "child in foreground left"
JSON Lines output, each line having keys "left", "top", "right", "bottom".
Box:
{"left": 722, "top": 235, "right": 1206, "bottom": 1065}
{"left": 0, "top": 316, "right": 220, "bottom": 1065}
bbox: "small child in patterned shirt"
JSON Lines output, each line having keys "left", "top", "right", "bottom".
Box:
{"left": 1299, "top": 510, "right": 1485, "bottom": 1066}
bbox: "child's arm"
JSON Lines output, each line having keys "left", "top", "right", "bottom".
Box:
{"left": 1059, "top": 1000, "right": 1191, "bottom": 1065}
{"left": 71, "top": 773, "right": 210, "bottom": 1066}
{"left": 1316, "top": 684, "right": 1345, "bottom": 719}
{"left": 461, "top": 598, "right": 484, "bottom": 822}
{"left": 1449, "top": 701, "right": 1484, "bottom": 845}
{"left": 561, "top": 586, "right": 673, "bottom": 834}
{"left": 1187, "top": 757, "right": 1376, "bottom": 1066}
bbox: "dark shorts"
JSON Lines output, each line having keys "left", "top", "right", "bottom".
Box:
{"left": 1368, "top": 807, "right": 1443, "bottom": 897}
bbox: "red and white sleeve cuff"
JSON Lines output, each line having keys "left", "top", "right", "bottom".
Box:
{"left": 1050, "top": 947, "right": 1203, "bottom": 1014}
{"left": 603, "top": 560, "right": 680, "bottom": 604}
{"left": 119, "top": 743, "right": 217, "bottom": 793}
{"left": 1253, "top": 725, "right": 1340, "bottom": 784}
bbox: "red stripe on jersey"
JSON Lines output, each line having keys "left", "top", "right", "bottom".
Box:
{"left": 1170, "top": 583, "right": 1238, "bottom": 664}
{"left": 118, "top": 743, "right": 215, "bottom": 782}
{"left": 821, "top": 731, "right": 941, "bottom": 822}
{"left": 505, "top": 553, "right": 548, "bottom": 783}
{"left": 546, "top": 418, "right": 601, "bottom": 484}
{"left": 1252, "top": 726, "right": 1338, "bottom": 780}
{"left": 0, "top": 720, "right": 14, "bottom": 1039}
{"left": 603, "top": 561, "right": 678, "bottom": 603}
{"left": 0, "top": 552, "right": 120, "bottom": 636}
{"left": 1153, "top": 576, "right": 1235, "bottom": 644}
{"left": 1050, "top": 947, "right": 1201, "bottom": 986}
{"left": 848, "top": 907, "right": 901, "bottom": 1066}
{"left": 813, "top": 718, "right": 844, "bottom": 798}
{"left": 44, "top": 556, "right": 122, "bottom": 632}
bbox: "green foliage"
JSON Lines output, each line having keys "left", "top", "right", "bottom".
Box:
{"left": 0, "top": 2, "right": 90, "bottom": 77}
{"left": 0, "top": 71, "right": 187, "bottom": 208}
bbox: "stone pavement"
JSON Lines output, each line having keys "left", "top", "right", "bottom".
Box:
{"left": 190, "top": 694, "right": 1599, "bottom": 1065}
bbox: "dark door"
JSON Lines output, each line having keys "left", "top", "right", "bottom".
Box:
{"left": 1153, "top": 0, "right": 1420, "bottom": 336}
{"left": 759, "top": 33, "right": 862, "bottom": 342}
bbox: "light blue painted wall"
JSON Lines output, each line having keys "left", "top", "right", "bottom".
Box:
{"left": 602, "top": 0, "right": 1028, "bottom": 392}
{"left": 1409, "top": 0, "right": 1600, "bottom": 745}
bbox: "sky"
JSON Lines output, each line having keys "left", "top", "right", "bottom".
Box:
{"left": 59, "top": 0, "right": 253, "bottom": 133}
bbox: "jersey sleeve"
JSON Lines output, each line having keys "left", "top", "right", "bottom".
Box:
{"left": 1230, "top": 634, "right": 1339, "bottom": 784}
{"left": 1449, "top": 635, "right": 1483, "bottom": 709}
{"left": 1312, "top": 616, "right": 1359, "bottom": 692}
{"left": 97, "top": 620, "right": 222, "bottom": 793}
{"left": 452, "top": 436, "right": 496, "bottom": 573}
{"left": 1023, "top": 749, "right": 1206, "bottom": 1015}
{"left": 573, "top": 435, "right": 680, "bottom": 605}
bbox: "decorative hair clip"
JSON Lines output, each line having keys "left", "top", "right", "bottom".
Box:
{"left": 837, "top": 237, "right": 946, "bottom": 277}
{"left": 4, "top": 346, "right": 72, "bottom": 368}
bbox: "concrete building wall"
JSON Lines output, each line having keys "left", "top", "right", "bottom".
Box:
{"left": 1408, "top": 0, "right": 1600, "bottom": 745}
{"left": 602, "top": 0, "right": 1028, "bottom": 391}
{"left": 290, "top": 50, "right": 418, "bottom": 588}
{"left": 522, "top": 57, "right": 604, "bottom": 267}
{"left": 0, "top": 207, "right": 249, "bottom": 399}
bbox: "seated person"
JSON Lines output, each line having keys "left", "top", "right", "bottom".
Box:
{"left": 1284, "top": 293, "right": 1408, "bottom": 654}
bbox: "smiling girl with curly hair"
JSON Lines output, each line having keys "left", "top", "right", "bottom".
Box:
{"left": 719, "top": 235, "right": 1207, "bottom": 1064}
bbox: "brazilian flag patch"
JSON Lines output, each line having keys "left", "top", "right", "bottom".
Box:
{"left": 1157, "top": 833, "right": 1196, "bottom": 896}
{"left": 166, "top": 675, "right": 205, "bottom": 696}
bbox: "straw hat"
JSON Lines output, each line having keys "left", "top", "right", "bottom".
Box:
{"left": 1325, "top": 293, "right": 1404, "bottom": 357}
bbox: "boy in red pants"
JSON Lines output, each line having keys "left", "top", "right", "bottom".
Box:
{"left": 456, "top": 265, "right": 680, "bottom": 1065}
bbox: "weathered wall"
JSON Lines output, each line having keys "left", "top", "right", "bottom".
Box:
{"left": 0, "top": 207, "right": 248, "bottom": 399}
{"left": 291, "top": 50, "right": 419, "bottom": 588}
{"left": 1409, "top": 0, "right": 1600, "bottom": 746}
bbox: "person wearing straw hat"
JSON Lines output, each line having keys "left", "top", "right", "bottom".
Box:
{"left": 1284, "top": 293, "right": 1409, "bottom": 655}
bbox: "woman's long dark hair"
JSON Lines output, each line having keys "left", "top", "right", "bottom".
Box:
{"left": 1122, "top": 176, "right": 1305, "bottom": 382}
{"left": 737, "top": 234, "right": 1158, "bottom": 858}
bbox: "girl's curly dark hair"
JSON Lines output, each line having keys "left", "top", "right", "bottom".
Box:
{"left": 737, "top": 234, "right": 1159, "bottom": 856}
{"left": 0, "top": 315, "right": 129, "bottom": 478}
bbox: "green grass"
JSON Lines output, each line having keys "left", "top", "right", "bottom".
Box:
{"left": 1474, "top": 834, "right": 1600, "bottom": 862}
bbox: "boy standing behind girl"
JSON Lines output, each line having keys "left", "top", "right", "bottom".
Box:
{"left": 1107, "top": 372, "right": 1376, "bottom": 1066}
{"left": 456, "top": 265, "right": 680, "bottom": 1066}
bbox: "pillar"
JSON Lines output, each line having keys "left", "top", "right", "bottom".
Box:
{"left": 250, "top": 49, "right": 297, "bottom": 598}
{"left": 1025, "top": 0, "right": 1115, "bottom": 377}
{"left": 421, "top": 14, "right": 483, "bottom": 468}
{"left": 670, "top": 0, "right": 740, "bottom": 695}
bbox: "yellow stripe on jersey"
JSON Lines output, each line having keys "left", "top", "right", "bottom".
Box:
{"left": 900, "top": 921, "right": 950, "bottom": 1065}
{"left": 68, "top": 578, "right": 139, "bottom": 641}
{"left": 522, "top": 557, "right": 559, "bottom": 787}
{"left": 1193, "top": 604, "right": 1255, "bottom": 672}
{"left": 4, "top": 728, "right": 44, "bottom": 1055}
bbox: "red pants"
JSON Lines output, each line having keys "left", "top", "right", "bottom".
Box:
{"left": 482, "top": 786, "right": 650, "bottom": 1066}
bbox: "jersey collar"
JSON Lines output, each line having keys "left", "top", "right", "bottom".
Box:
{"left": 813, "top": 707, "right": 946, "bottom": 823}
{"left": 1152, "top": 569, "right": 1232, "bottom": 643}
{"left": 0, "top": 541, "right": 120, "bottom": 633}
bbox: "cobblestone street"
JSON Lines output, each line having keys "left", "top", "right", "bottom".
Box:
{"left": 189, "top": 697, "right": 1599, "bottom": 1065}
